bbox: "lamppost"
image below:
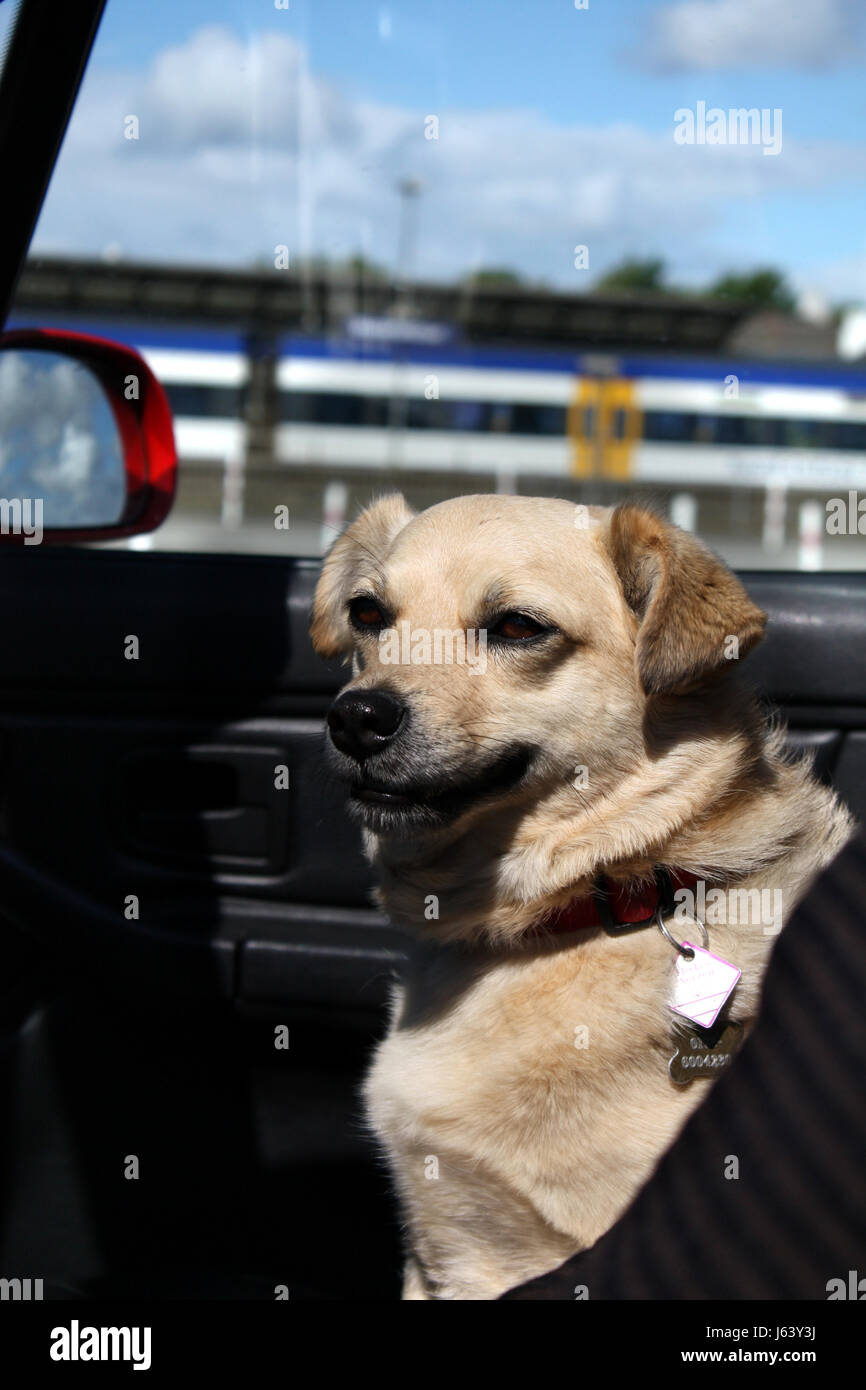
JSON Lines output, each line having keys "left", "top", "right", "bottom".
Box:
{"left": 388, "top": 178, "right": 423, "bottom": 446}
{"left": 395, "top": 176, "right": 422, "bottom": 309}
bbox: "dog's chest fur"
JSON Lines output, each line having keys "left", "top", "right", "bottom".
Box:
{"left": 363, "top": 903, "right": 771, "bottom": 1299}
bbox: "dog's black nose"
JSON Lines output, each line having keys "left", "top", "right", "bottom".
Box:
{"left": 327, "top": 689, "right": 406, "bottom": 760}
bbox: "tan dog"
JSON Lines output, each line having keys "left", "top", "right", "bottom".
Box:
{"left": 311, "top": 493, "right": 853, "bottom": 1300}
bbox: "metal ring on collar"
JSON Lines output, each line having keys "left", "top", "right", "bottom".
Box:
{"left": 655, "top": 908, "right": 708, "bottom": 958}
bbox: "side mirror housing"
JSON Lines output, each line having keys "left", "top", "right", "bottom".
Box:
{"left": 0, "top": 327, "right": 177, "bottom": 544}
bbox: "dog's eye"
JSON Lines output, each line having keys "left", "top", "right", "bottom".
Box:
{"left": 349, "top": 596, "right": 387, "bottom": 630}
{"left": 489, "top": 612, "right": 546, "bottom": 641}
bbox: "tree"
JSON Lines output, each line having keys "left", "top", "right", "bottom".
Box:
{"left": 594, "top": 258, "right": 666, "bottom": 293}
{"left": 706, "top": 268, "right": 794, "bottom": 313}
{"left": 345, "top": 253, "right": 387, "bottom": 280}
{"left": 463, "top": 267, "right": 524, "bottom": 287}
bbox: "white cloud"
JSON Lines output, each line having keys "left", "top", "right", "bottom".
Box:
{"left": 640, "top": 0, "right": 859, "bottom": 73}
{"left": 26, "top": 25, "right": 866, "bottom": 293}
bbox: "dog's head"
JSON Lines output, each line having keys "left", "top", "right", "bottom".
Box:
{"left": 311, "top": 493, "right": 766, "bottom": 839}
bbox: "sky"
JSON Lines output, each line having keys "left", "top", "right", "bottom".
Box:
{"left": 10, "top": 0, "right": 866, "bottom": 307}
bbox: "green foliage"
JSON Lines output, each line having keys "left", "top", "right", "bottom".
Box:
{"left": 706, "top": 268, "right": 795, "bottom": 312}
{"left": 594, "top": 258, "right": 666, "bottom": 293}
{"left": 463, "top": 267, "right": 525, "bottom": 287}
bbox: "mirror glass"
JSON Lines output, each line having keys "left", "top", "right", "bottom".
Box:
{"left": 0, "top": 348, "right": 127, "bottom": 539}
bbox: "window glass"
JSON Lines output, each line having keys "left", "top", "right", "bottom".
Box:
{"left": 9, "top": 0, "right": 866, "bottom": 568}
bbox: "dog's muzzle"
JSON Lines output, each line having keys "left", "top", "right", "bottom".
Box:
{"left": 326, "top": 688, "right": 406, "bottom": 762}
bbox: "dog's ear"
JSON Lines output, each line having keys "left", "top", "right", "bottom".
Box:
{"left": 600, "top": 504, "right": 766, "bottom": 695}
{"left": 310, "top": 493, "right": 415, "bottom": 658}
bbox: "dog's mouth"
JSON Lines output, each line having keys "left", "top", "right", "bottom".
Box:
{"left": 347, "top": 745, "right": 534, "bottom": 833}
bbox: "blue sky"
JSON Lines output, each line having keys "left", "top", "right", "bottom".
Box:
{"left": 15, "top": 0, "right": 866, "bottom": 305}
{"left": 89, "top": 0, "right": 866, "bottom": 133}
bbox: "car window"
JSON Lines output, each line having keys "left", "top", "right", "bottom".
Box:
{"left": 8, "top": 0, "right": 866, "bottom": 569}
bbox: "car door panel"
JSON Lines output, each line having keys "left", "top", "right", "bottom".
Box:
{"left": 1, "top": 548, "right": 864, "bottom": 1299}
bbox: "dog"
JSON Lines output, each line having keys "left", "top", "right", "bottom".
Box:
{"left": 310, "top": 493, "right": 854, "bottom": 1300}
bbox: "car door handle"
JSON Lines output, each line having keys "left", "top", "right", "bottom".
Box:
{"left": 135, "top": 804, "right": 272, "bottom": 860}
{"left": 117, "top": 743, "right": 290, "bottom": 872}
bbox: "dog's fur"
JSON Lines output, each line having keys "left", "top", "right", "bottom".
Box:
{"left": 311, "top": 493, "right": 853, "bottom": 1300}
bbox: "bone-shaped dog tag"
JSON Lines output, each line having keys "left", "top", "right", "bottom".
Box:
{"left": 669, "top": 1021, "right": 744, "bottom": 1086}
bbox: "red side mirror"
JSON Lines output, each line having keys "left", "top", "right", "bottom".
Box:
{"left": 0, "top": 327, "right": 177, "bottom": 543}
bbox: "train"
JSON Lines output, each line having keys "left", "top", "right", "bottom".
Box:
{"left": 10, "top": 315, "right": 866, "bottom": 493}
{"left": 273, "top": 338, "right": 866, "bottom": 491}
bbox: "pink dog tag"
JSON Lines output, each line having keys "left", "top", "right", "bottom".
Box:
{"left": 669, "top": 943, "right": 741, "bottom": 1029}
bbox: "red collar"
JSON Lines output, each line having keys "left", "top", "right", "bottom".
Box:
{"left": 534, "top": 869, "right": 701, "bottom": 937}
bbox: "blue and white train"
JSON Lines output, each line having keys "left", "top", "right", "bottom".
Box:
{"left": 12, "top": 317, "right": 866, "bottom": 492}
